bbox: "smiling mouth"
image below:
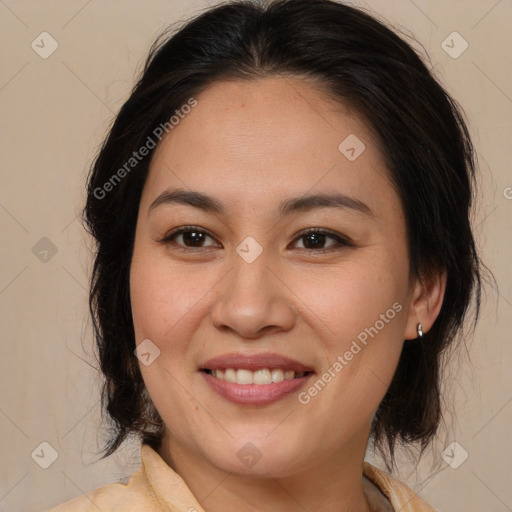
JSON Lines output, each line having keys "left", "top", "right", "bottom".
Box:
{"left": 201, "top": 368, "right": 313, "bottom": 385}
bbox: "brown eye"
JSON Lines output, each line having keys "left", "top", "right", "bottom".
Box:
{"left": 160, "top": 226, "right": 351, "bottom": 253}
{"left": 292, "top": 228, "right": 351, "bottom": 251}
{"left": 161, "top": 227, "right": 218, "bottom": 249}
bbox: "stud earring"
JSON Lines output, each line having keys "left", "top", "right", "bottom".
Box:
{"left": 417, "top": 323, "right": 423, "bottom": 340}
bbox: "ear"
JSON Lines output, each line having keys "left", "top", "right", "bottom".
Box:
{"left": 404, "top": 268, "right": 447, "bottom": 340}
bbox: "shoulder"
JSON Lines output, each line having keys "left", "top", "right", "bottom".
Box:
{"left": 47, "top": 464, "right": 157, "bottom": 512}
{"left": 363, "top": 461, "right": 439, "bottom": 512}
{"left": 47, "top": 444, "right": 205, "bottom": 512}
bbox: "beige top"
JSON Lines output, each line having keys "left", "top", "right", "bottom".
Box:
{"left": 49, "top": 443, "right": 438, "bottom": 511}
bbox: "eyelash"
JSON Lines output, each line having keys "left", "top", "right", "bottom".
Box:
{"left": 159, "top": 226, "right": 353, "bottom": 253}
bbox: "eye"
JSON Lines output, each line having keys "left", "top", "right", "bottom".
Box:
{"left": 159, "top": 226, "right": 352, "bottom": 253}
{"left": 291, "top": 228, "right": 352, "bottom": 252}
{"left": 160, "top": 226, "right": 219, "bottom": 250}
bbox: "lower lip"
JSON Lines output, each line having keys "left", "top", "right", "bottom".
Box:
{"left": 201, "top": 371, "right": 313, "bottom": 405}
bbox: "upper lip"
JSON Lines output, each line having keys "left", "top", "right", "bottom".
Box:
{"left": 200, "top": 352, "right": 314, "bottom": 373}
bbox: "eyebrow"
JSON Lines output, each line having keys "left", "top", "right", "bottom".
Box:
{"left": 148, "top": 189, "right": 374, "bottom": 218}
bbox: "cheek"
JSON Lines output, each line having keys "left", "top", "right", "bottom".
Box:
{"left": 129, "top": 245, "right": 204, "bottom": 345}
{"left": 292, "top": 252, "right": 408, "bottom": 406}
{"left": 129, "top": 246, "right": 205, "bottom": 423}
{"left": 293, "top": 256, "right": 407, "bottom": 339}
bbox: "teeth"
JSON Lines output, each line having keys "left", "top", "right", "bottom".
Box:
{"left": 236, "top": 369, "right": 253, "bottom": 384}
{"left": 213, "top": 369, "right": 224, "bottom": 380}
{"left": 253, "top": 369, "right": 272, "bottom": 385}
{"left": 271, "top": 368, "right": 284, "bottom": 383}
{"left": 209, "top": 368, "right": 308, "bottom": 384}
{"left": 224, "top": 368, "right": 237, "bottom": 383}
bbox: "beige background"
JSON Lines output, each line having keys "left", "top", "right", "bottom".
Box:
{"left": 0, "top": 0, "right": 510, "bottom": 511}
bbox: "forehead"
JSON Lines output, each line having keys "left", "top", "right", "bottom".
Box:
{"left": 144, "top": 76, "right": 398, "bottom": 219}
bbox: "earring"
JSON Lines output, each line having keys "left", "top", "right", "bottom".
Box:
{"left": 417, "top": 323, "right": 423, "bottom": 340}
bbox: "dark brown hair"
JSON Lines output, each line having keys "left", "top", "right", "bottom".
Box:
{"left": 83, "top": 0, "right": 487, "bottom": 469}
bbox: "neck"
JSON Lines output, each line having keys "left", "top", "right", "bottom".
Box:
{"left": 158, "top": 435, "right": 373, "bottom": 512}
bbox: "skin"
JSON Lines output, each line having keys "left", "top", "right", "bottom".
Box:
{"left": 129, "top": 76, "right": 446, "bottom": 512}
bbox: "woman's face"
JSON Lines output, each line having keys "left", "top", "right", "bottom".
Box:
{"left": 130, "top": 76, "right": 423, "bottom": 476}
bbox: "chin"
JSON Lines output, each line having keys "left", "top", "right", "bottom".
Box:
{"left": 196, "top": 428, "right": 314, "bottom": 477}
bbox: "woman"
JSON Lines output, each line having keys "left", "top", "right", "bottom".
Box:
{"left": 50, "top": 0, "right": 484, "bottom": 510}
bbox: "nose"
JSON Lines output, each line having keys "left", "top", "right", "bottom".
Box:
{"left": 210, "top": 252, "right": 297, "bottom": 340}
